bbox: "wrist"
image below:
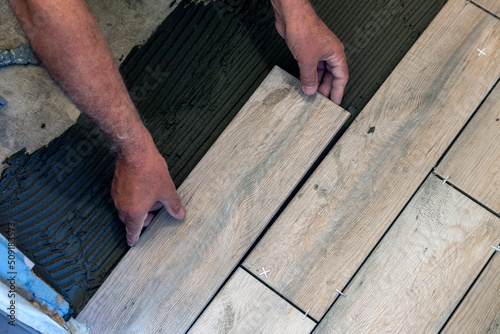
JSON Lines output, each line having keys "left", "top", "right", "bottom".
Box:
{"left": 113, "top": 117, "right": 157, "bottom": 162}
{"left": 271, "top": 0, "right": 317, "bottom": 26}
{"left": 117, "top": 136, "right": 156, "bottom": 161}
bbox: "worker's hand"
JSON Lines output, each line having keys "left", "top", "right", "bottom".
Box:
{"left": 8, "top": 0, "right": 185, "bottom": 247}
{"left": 273, "top": 2, "right": 348, "bottom": 104}
{"left": 111, "top": 146, "right": 185, "bottom": 246}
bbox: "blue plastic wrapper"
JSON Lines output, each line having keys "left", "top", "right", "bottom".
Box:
{"left": 0, "top": 97, "right": 7, "bottom": 110}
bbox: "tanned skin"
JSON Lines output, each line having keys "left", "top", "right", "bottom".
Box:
{"left": 8, "top": 0, "right": 347, "bottom": 246}
{"left": 271, "top": 0, "right": 348, "bottom": 103}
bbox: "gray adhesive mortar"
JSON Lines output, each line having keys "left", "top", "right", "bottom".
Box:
{"left": 0, "top": 0, "right": 447, "bottom": 315}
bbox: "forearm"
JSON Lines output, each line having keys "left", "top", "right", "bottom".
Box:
{"left": 8, "top": 0, "right": 152, "bottom": 158}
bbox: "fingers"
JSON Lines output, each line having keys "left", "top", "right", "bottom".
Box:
{"left": 317, "top": 62, "right": 326, "bottom": 88}
{"left": 330, "top": 78, "right": 347, "bottom": 105}
{"left": 124, "top": 212, "right": 148, "bottom": 246}
{"left": 121, "top": 197, "right": 184, "bottom": 246}
{"left": 150, "top": 201, "right": 164, "bottom": 211}
{"left": 327, "top": 56, "right": 349, "bottom": 104}
{"left": 159, "top": 173, "right": 186, "bottom": 220}
{"left": 143, "top": 212, "right": 155, "bottom": 227}
{"left": 143, "top": 202, "right": 166, "bottom": 227}
{"left": 112, "top": 148, "right": 185, "bottom": 247}
{"left": 298, "top": 52, "right": 348, "bottom": 103}
{"left": 115, "top": 203, "right": 149, "bottom": 246}
{"left": 298, "top": 58, "right": 320, "bottom": 95}
{"left": 318, "top": 70, "right": 334, "bottom": 97}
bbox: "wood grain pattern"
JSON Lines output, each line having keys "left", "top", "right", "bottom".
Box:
{"left": 189, "top": 268, "right": 315, "bottom": 334}
{"left": 436, "top": 84, "right": 500, "bottom": 213}
{"left": 243, "top": 0, "right": 500, "bottom": 319}
{"left": 442, "top": 252, "right": 500, "bottom": 333}
{"left": 76, "top": 66, "right": 349, "bottom": 334}
{"left": 314, "top": 175, "right": 500, "bottom": 333}
{"left": 474, "top": 0, "right": 500, "bottom": 16}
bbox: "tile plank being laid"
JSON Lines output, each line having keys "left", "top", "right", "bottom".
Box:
{"left": 188, "top": 268, "right": 315, "bottom": 334}
{"left": 314, "top": 175, "right": 500, "bottom": 333}
{"left": 442, "top": 252, "right": 500, "bottom": 333}
{"left": 474, "top": 0, "right": 500, "bottom": 16}
{"left": 76, "top": 66, "right": 349, "bottom": 334}
{"left": 243, "top": 0, "right": 500, "bottom": 319}
{"left": 436, "top": 84, "right": 500, "bottom": 213}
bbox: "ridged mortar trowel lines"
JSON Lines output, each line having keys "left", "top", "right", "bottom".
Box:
{"left": 0, "top": 115, "right": 124, "bottom": 315}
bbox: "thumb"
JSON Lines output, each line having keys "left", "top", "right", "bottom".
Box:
{"left": 162, "top": 195, "right": 186, "bottom": 220}
{"left": 298, "top": 58, "right": 319, "bottom": 95}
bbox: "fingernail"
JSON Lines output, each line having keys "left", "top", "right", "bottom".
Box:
{"left": 177, "top": 206, "right": 186, "bottom": 219}
{"left": 172, "top": 205, "right": 186, "bottom": 219}
{"left": 303, "top": 86, "right": 316, "bottom": 95}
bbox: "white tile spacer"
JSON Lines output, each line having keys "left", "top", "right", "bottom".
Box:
{"left": 335, "top": 289, "right": 345, "bottom": 296}
{"left": 477, "top": 48, "right": 487, "bottom": 56}
{"left": 259, "top": 267, "right": 270, "bottom": 279}
{"left": 302, "top": 308, "right": 310, "bottom": 320}
{"left": 442, "top": 175, "right": 450, "bottom": 185}
{"left": 492, "top": 246, "right": 500, "bottom": 252}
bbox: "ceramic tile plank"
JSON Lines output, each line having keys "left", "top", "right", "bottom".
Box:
{"left": 436, "top": 84, "right": 500, "bottom": 213}
{"left": 474, "top": 0, "right": 500, "bottom": 16}
{"left": 189, "top": 268, "right": 315, "bottom": 334}
{"left": 243, "top": 0, "right": 500, "bottom": 319}
{"left": 76, "top": 66, "right": 349, "bottom": 333}
{"left": 442, "top": 252, "right": 500, "bottom": 333}
{"left": 315, "top": 175, "right": 500, "bottom": 333}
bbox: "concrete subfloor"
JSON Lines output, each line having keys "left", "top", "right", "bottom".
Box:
{"left": 0, "top": 0, "right": 179, "bottom": 167}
